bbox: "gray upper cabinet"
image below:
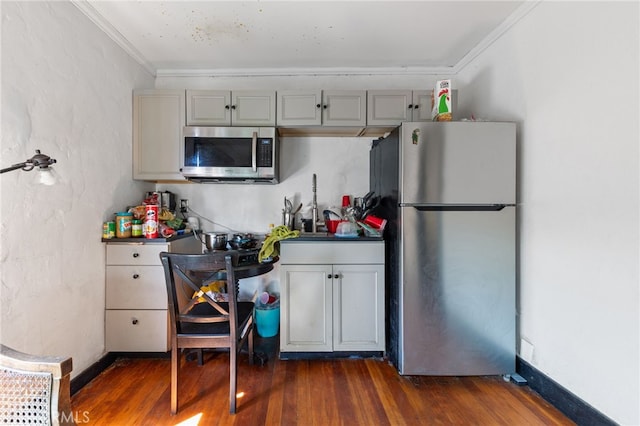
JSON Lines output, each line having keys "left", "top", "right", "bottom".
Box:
{"left": 367, "top": 90, "right": 432, "bottom": 125}
{"left": 277, "top": 90, "right": 322, "bottom": 125}
{"left": 277, "top": 90, "right": 366, "bottom": 127}
{"left": 186, "top": 90, "right": 276, "bottom": 126}
{"left": 133, "top": 89, "right": 185, "bottom": 181}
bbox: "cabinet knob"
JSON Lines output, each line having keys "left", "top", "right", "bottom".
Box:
{"left": 225, "top": 105, "right": 230, "bottom": 110}
{"left": 334, "top": 274, "right": 339, "bottom": 279}
{"left": 323, "top": 104, "right": 328, "bottom": 109}
{"left": 132, "top": 253, "right": 139, "bottom": 258}
{"left": 327, "top": 274, "right": 332, "bottom": 279}
{"left": 414, "top": 105, "right": 419, "bottom": 109}
{"left": 132, "top": 318, "right": 138, "bottom": 325}
{"left": 231, "top": 105, "right": 237, "bottom": 110}
{"left": 316, "top": 104, "right": 321, "bottom": 109}
{"left": 132, "top": 274, "right": 139, "bottom": 279}
{"left": 408, "top": 104, "right": 414, "bottom": 109}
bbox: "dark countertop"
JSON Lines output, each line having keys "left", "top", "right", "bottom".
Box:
{"left": 102, "top": 233, "right": 197, "bottom": 244}
{"left": 281, "top": 233, "right": 383, "bottom": 242}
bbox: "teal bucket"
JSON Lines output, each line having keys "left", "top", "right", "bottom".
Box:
{"left": 255, "top": 306, "right": 280, "bottom": 338}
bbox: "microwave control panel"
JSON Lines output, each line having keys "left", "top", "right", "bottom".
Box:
{"left": 257, "top": 138, "right": 273, "bottom": 167}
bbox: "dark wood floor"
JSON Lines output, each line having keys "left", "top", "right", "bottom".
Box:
{"left": 71, "top": 337, "right": 574, "bottom": 425}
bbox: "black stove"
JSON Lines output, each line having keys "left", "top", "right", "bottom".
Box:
{"left": 204, "top": 247, "right": 261, "bottom": 266}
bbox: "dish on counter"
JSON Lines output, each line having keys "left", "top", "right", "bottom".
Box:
{"left": 334, "top": 233, "right": 359, "bottom": 238}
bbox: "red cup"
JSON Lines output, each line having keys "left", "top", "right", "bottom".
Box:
{"left": 363, "top": 214, "right": 387, "bottom": 231}
{"left": 342, "top": 195, "right": 351, "bottom": 207}
{"left": 325, "top": 219, "right": 342, "bottom": 233}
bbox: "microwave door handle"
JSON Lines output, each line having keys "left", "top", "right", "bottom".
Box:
{"left": 251, "top": 132, "right": 257, "bottom": 172}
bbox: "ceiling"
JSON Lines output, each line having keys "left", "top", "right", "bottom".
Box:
{"left": 73, "top": 1, "right": 528, "bottom": 77}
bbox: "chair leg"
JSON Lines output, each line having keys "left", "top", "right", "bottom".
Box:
{"left": 229, "top": 347, "right": 237, "bottom": 414}
{"left": 171, "top": 346, "right": 179, "bottom": 415}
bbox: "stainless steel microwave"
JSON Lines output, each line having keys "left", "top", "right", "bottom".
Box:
{"left": 181, "top": 126, "right": 279, "bottom": 183}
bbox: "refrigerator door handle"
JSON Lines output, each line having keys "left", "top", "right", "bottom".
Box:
{"left": 402, "top": 203, "right": 512, "bottom": 211}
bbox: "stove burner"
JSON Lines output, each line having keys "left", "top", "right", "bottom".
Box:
{"left": 204, "top": 247, "right": 260, "bottom": 266}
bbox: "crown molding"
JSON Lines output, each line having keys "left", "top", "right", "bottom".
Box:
{"left": 70, "top": 0, "right": 156, "bottom": 77}
{"left": 155, "top": 66, "right": 456, "bottom": 78}
{"left": 454, "top": 0, "right": 542, "bottom": 73}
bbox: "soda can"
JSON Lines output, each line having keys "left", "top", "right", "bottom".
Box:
{"left": 103, "top": 221, "right": 115, "bottom": 239}
{"left": 144, "top": 205, "right": 159, "bottom": 239}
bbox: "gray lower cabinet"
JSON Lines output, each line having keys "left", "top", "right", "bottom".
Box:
{"left": 105, "top": 237, "right": 201, "bottom": 352}
{"left": 279, "top": 241, "right": 385, "bottom": 354}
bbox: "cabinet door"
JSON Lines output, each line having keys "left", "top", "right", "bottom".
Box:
{"left": 333, "top": 264, "right": 385, "bottom": 351}
{"left": 106, "top": 243, "right": 167, "bottom": 266}
{"left": 133, "top": 90, "right": 185, "bottom": 181}
{"left": 106, "top": 310, "right": 169, "bottom": 352}
{"left": 277, "top": 90, "right": 322, "bottom": 126}
{"left": 411, "top": 90, "right": 432, "bottom": 121}
{"left": 231, "top": 90, "right": 276, "bottom": 126}
{"left": 367, "top": 90, "right": 412, "bottom": 126}
{"left": 106, "top": 265, "right": 167, "bottom": 309}
{"left": 322, "top": 90, "right": 366, "bottom": 126}
{"left": 280, "top": 264, "right": 333, "bottom": 352}
{"left": 186, "top": 90, "right": 231, "bottom": 125}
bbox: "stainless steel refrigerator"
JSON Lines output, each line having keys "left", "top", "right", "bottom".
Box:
{"left": 370, "top": 121, "right": 516, "bottom": 375}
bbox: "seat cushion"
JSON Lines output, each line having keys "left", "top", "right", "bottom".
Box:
{"left": 178, "top": 301, "right": 254, "bottom": 336}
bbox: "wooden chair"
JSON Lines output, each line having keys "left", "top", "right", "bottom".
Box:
{"left": 159, "top": 251, "right": 255, "bottom": 414}
{"left": 0, "top": 344, "right": 74, "bottom": 425}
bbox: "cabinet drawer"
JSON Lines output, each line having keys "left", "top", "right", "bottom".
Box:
{"left": 280, "top": 242, "right": 384, "bottom": 264}
{"left": 106, "top": 266, "right": 167, "bottom": 309}
{"left": 106, "top": 244, "right": 166, "bottom": 266}
{"left": 106, "top": 310, "right": 169, "bottom": 352}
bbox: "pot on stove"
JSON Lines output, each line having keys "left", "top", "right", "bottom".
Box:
{"left": 229, "top": 233, "right": 257, "bottom": 250}
{"left": 202, "top": 232, "right": 228, "bottom": 251}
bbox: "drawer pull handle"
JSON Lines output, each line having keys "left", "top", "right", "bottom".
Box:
{"left": 132, "top": 318, "right": 138, "bottom": 325}
{"left": 132, "top": 274, "right": 139, "bottom": 279}
{"left": 132, "top": 253, "right": 140, "bottom": 258}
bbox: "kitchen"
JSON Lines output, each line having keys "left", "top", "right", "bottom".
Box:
{"left": 1, "top": 1, "right": 638, "bottom": 425}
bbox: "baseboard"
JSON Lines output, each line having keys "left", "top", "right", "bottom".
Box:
{"left": 70, "top": 351, "right": 170, "bottom": 396}
{"left": 516, "top": 357, "right": 616, "bottom": 426}
{"left": 279, "top": 351, "right": 384, "bottom": 360}
{"left": 70, "top": 352, "right": 117, "bottom": 396}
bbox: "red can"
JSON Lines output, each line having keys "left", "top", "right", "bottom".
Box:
{"left": 144, "top": 204, "right": 159, "bottom": 239}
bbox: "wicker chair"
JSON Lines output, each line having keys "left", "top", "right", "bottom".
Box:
{"left": 0, "top": 344, "right": 74, "bottom": 426}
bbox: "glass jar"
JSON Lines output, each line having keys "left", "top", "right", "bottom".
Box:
{"left": 131, "top": 219, "right": 143, "bottom": 237}
{"left": 115, "top": 212, "right": 133, "bottom": 238}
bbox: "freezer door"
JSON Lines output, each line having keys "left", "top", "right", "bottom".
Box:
{"left": 398, "top": 206, "right": 515, "bottom": 375}
{"left": 400, "top": 122, "right": 516, "bottom": 205}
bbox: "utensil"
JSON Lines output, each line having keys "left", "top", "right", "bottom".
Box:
{"left": 292, "top": 203, "right": 303, "bottom": 215}
{"left": 284, "top": 197, "right": 293, "bottom": 213}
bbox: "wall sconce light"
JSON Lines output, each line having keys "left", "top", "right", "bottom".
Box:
{"left": 0, "top": 149, "right": 57, "bottom": 185}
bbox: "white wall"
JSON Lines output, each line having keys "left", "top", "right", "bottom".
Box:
{"left": 456, "top": 2, "right": 639, "bottom": 424}
{"left": 0, "top": 2, "right": 154, "bottom": 375}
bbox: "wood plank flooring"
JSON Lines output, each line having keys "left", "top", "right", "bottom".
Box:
{"left": 71, "top": 338, "right": 574, "bottom": 425}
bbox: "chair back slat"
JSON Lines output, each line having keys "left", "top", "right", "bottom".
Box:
{"left": 159, "top": 251, "right": 241, "bottom": 338}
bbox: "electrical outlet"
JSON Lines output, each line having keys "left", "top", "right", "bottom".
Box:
{"left": 180, "top": 199, "right": 189, "bottom": 213}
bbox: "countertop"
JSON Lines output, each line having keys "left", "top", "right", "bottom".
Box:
{"left": 102, "top": 233, "right": 198, "bottom": 244}
{"left": 281, "top": 233, "right": 383, "bottom": 242}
